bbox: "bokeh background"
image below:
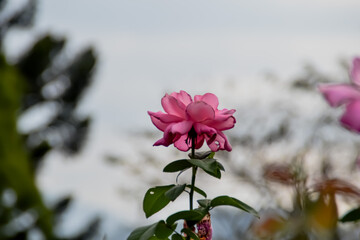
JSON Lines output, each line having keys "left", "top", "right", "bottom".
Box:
{"left": 2, "top": 0, "right": 360, "bottom": 239}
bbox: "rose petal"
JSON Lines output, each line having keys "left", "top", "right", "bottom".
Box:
{"left": 206, "top": 133, "right": 217, "bottom": 146}
{"left": 206, "top": 134, "right": 223, "bottom": 152}
{"left": 174, "top": 134, "right": 190, "bottom": 151}
{"left": 186, "top": 102, "right": 215, "bottom": 122}
{"left": 153, "top": 137, "right": 171, "bottom": 147}
{"left": 213, "top": 109, "right": 236, "bottom": 122}
{"left": 162, "top": 125, "right": 181, "bottom": 145}
{"left": 169, "top": 121, "right": 193, "bottom": 135}
{"left": 218, "top": 131, "right": 232, "bottom": 151}
{"left": 148, "top": 111, "right": 183, "bottom": 131}
{"left": 319, "top": 84, "right": 360, "bottom": 107}
{"left": 205, "top": 116, "right": 236, "bottom": 131}
{"left": 174, "top": 132, "right": 205, "bottom": 151}
{"left": 149, "top": 114, "right": 168, "bottom": 131}
{"left": 195, "top": 135, "right": 205, "bottom": 149}
{"left": 194, "top": 123, "right": 217, "bottom": 137}
{"left": 161, "top": 94, "right": 186, "bottom": 118}
{"left": 170, "top": 90, "right": 193, "bottom": 106}
{"left": 194, "top": 93, "right": 219, "bottom": 109}
{"left": 203, "top": 130, "right": 232, "bottom": 152}
{"left": 340, "top": 100, "right": 360, "bottom": 133}
{"left": 148, "top": 111, "right": 183, "bottom": 123}
{"left": 217, "top": 108, "right": 236, "bottom": 115}
{"left": 351, "top": 57, "right": 360, "bottom": 86}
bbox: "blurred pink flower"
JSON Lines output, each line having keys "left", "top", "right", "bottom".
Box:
{"left": 148, "top": 90, "right": 236, "bottom": 152}
{"left": 319, "top": 57, "right": 360, "bottom": 133}
{"left": 197, "top": 214, "right": 212, "bottom": 240}
{"left": 312, "top": 178, "right": 360, "bottom": 198}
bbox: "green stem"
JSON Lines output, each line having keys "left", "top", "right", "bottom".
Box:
{"left": 189, "top": 137, "right": 197, "bottom": 211}
{"left": 189, "top": 166, "right": 197, "bottom": 210}
{"left": 186, "top": 137, "right": 197, "bottom": 240}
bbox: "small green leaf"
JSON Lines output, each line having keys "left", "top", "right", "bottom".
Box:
{"left": 197, "top": 199, "right": 211, "bottom": 209}
{"left": 186, "top": 185, "right": 207, "bottom": 198}
{"left": 217, "top": 161, "right": 225, "bottom": 171}
{"left": 340, "top": 207, "right": 360, "bottom": 222}
{"left": 210, "top": 195, "right": 259, "bottom": 218}
{"left": 189, "top": 151, "right": 213, "bottom": 159}
{"left": 166, "top": 210, "right": 205, "bottom": 225}
{"left": 187, "top": 159, "right": 222, "bottom": 179}
{"left": 127, "top": 222, "right": 158, "bottom": 240}
{"left": 155, "top": 221, "right": 176, "bottom": 238}
{"left": 181, "top": 228, "right": 200, "bottom": 240}
{"left": 143, "top": 185, "right": 174, "bottom": 218}
{"left": 171, "top": 234, "right": 184, "bottom": 240}
{"left": 165, "top": 184, "right": 186, "bottom": 201}
{"left": 163, "top": 160, "right": 192, "bottom": 172}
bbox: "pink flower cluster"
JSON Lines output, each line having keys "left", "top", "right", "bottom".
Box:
{"left": 183, "top": 214, "right": 212, "bottom": 240}
{"left": 197, "top": 214, "right": 212, "bottom": 240}
{"left": 319, "top": 57, "right": 360, "bottom": 133}
{"left": 148, "top": 91, "right": 236, "bottom": 152}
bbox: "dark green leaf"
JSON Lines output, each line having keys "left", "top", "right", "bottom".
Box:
{"left": 188, "top": 158, "right": 216, "bottom": 173}
{"left": 165, "top": 184, "right": 186, "bottom": 201}
{"left": 166, "top": 210, "right": 205, "bottom": 225}
{"left": 197, "top": 199, "right": 211, "bottom": 209}
{"left": 195, "top": 207, "right": 209, "bottom": 217}
{"left": 163, "top": 159, "right": 192, "bottom": 172}
{"left": 187, "top": 159, "right": 222, "bottom": 179}
{"left": 143, "top": 185, "right": 174, "bottom": 218}
{"left": 181, "top": 228, "right": 200, "bottom": 240}
{"left": 171, "top": 234, "right": 183, "bottom": 240}
{"left": 127, "top": 222, "right": 158, "bottom": 240}
{"left": 340, "top": 207, "right": 360, "bottom": 222}
{"left": 17, "top": 35, "right": 65, "bottom": 84}
{"left": 189, "top": 151, "right": 213, "bottom": 159}
{"left": 217, "top": 161, "right": 225, "bottom": 171}
{"left": 155, "top": 221, "right": 175, "bottom": 238}
{"left": 186, "top": 185, "right": 207, "bottom": 198}
{"left": 210, "top": 196, "right": 259, "bottom": 218}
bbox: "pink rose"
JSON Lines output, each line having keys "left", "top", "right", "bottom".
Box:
{"left": 319, "top": 57, "right": 360, "bottom": 133}
{"left": 148, "top": 91, "right": 236, "bottom": 152}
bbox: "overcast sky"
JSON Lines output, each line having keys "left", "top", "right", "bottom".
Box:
{"left": 6, "top": 0, "right": 360, "bottom": 133}
{"left": 25, "top": 0, "right": 359, "bottom": 133}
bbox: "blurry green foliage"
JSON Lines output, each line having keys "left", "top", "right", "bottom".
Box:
{"left": 18, "top": 34, "right": 96, "bottom": 170}
{"left": 0, "top": 54, "right": 54, "bottom": 238}
{"left": 0, "top": 0, "right": 99, "bottom": 239}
